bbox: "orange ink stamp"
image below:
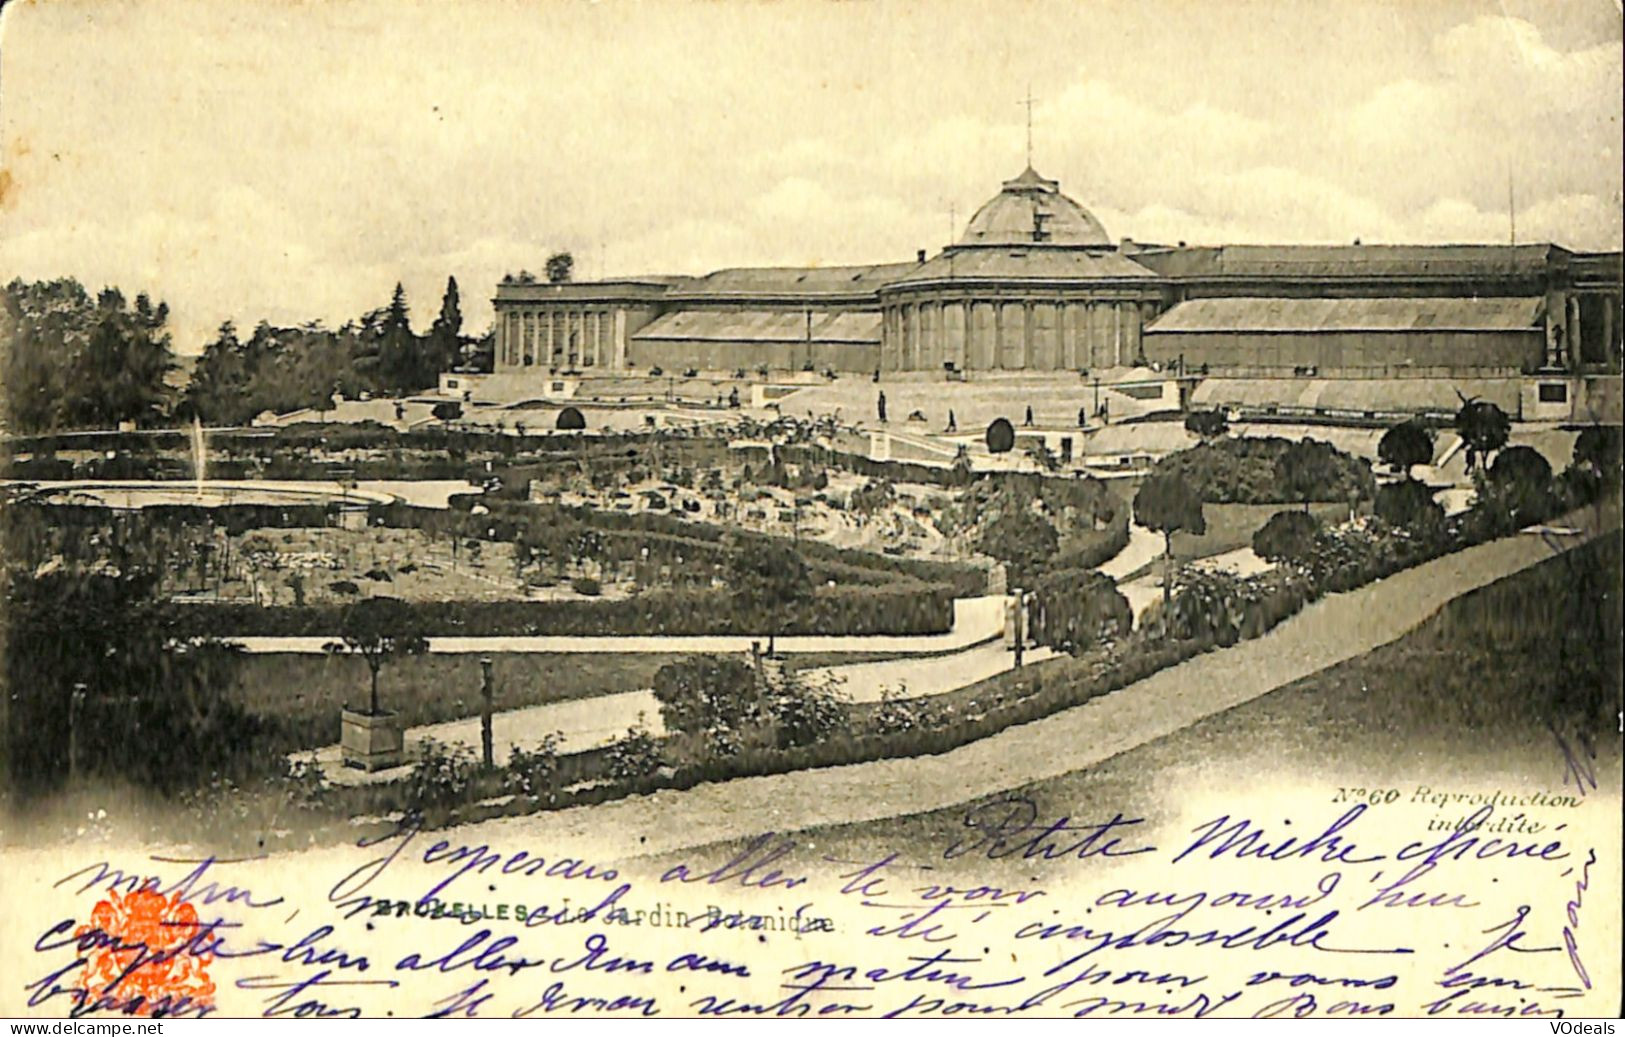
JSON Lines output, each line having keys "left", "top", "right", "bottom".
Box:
{"left": 75, "top": 888, "right": 217, "bottom": 1016}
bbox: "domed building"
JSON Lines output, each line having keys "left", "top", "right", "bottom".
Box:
{"left": 958, "top": 166, "right": 1111, "bottom": 247}
{"left": 487, "top": 164, "right": 1622, "bottom": 420}
{"left": 875, "top": 167, "right": 1162, "bottom": 373}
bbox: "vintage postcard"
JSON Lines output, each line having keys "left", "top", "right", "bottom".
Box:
{"left": 1, "top": 0, "right": 1621, "bottom": 1022}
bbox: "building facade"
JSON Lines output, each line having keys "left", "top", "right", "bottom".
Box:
{"left": 491, "top": 166, "right": 1623, "bottom": 393}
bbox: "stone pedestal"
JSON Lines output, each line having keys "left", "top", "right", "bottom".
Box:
{"left": 341, "top": 709, "right": 405, "bottom": 771}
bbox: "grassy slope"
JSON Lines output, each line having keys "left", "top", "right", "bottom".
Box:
{"left": 661, "top": 531, "right": 1622, "bottom": 878}
{"left": 231, "top": 651, "right": 694, "bottom": 751}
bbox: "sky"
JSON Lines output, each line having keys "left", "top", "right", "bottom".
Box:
{"left": 1, "top": 0, "right": 1620, "bottom": 354}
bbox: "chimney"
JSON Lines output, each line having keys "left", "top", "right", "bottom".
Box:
{"left": 917, "top": 249, "right": 927, "bottom": 263}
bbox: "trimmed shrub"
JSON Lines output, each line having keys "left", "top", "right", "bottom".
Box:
{"left": 1378, "top": 420, "right": 1434, "bottom": 472}
{"left": 1152, "top": 436, "right": 1375, "bottom": 504}
{"left": 986, "top": 418, "right": 1016, "bottom": 454}
{"left": 1374, "top": 480, "right": 1444, "bottom": 529}
{"left": 1252, "top": 509, "right": 1321, "bottom": 566}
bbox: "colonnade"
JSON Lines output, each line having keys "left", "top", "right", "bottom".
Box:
{"left": 882, "top": 297, "right": 1157, "bottom": 372}
{"left": 498, "top": 306, "right": 616, "bottom": 371}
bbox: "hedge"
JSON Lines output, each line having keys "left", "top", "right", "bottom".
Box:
{"left": 169, "top": 583, "right": 956, "bottom": 638}
{"left": 1152, "top": 436, "right": 1375, "bottom": 504}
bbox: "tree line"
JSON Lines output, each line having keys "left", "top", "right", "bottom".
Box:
{"left": 2, "top": 280, "right": 176, "bottom": 434}
{"left": 2, "top": 276, "right": 492, "bottom": 434}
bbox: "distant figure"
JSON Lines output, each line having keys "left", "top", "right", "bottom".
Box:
{"left": 877, "top": 390, "right": 887, "bottom": 424}
{"left": 728, "top": 387, "right": 740, "bottom": 409}
{"left": 1078, "top": 405, "right": 1088, "bottom": 428}
{"left": 1099, "top": 398, "right": 1110, "bottom": 423}
{"left": 946, "top": 409, "right": 957, "bottom": 432}
{"left": 872, "top": 369, "right": 881, "bottom": 383}
{"left": 1024, "top": 405, "right": 1034, "bottom": 427}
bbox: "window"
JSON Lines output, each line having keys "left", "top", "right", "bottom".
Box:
{"left": 1538, "top": 383, "right": 1568, "bottom": 403}
{"left": 446, "top": 379, "right": 459, "bottom": 389}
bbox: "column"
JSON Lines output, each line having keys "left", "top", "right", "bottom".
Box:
{"left": 1566, "top": 295, "right": 1580, "bottom": 369}
{"left": 945, "top": 301, "right": 967, "bottom": 371}
{"left": 545, "top": 310, "right": 556, "bottom": 365}
{"left": 1113, "top": 302, "right": 1124, "bottom": 368}
{"left": 1603, "top": 294, "right": 1616, "bottom": 366}
{"left": 1022, "top": 301, "right": 1035, "bottom": 370}
{"left": 988, "top": 299, "right": 1001, "bottom": 372}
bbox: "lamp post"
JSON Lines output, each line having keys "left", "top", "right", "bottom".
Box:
{"left": 68, "top": 683, "right": 88, "bottom": 782}
{"left": 480, "top": 657, "right": 495, "bottom": 768}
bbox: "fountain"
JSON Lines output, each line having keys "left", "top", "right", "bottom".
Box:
{"left": 190, "top": 415, "right": 208, "bottom": 498}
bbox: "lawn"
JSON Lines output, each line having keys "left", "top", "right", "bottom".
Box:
{"left": 659, "top": 531, "right": 1622, "bottom": 879}
{"left": 1118, "top": 500, "right": 1350, "bottom": 579}
{"left": 228, "top": 651, "right": 697, "bottom": 752}
{"left": 1171, "top": 500, "right": 1349, "bottom": 561}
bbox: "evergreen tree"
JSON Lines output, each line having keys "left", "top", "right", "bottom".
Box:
{"left": 429, "top": 276, "right": 463, "bottom": 374}
{"left": 376, "top": 282, "right": 426, "bottom": 390}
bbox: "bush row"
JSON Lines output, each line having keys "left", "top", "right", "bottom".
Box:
{"left": 168, "top": 583, "right": 957, "bottom": 638}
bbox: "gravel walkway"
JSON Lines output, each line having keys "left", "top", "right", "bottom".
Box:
{"left": 426, "top": 512, "right": 1616, "bottom": 862}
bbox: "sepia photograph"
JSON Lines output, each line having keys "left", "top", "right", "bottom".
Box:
{"left": 1, "top": 0, "right": 1621, "bottom": 1021}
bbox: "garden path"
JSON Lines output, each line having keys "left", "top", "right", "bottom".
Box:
{"left": 419, "top": 505, "right": 1617, "bottom": 862}
{"left": 303, "top": 640, "right": 1055, "bottom": 786}
{"left": 1096, "top": 521, "right": 1162, "bottom": 580}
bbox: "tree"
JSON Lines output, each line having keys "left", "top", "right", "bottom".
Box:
{"left": 1252, "top": 510, "right": 1320, "bottom": 566}
{"left": 322, "top": 596, "right": 430, "bottom": 716}
{"left": 556, "top": 405, "right": 586, "bottom": 430}
{"left": 546, "top": 252, "right": 575, "bottom": 284}
{"left": 1184, "top": 409, "right": 1230, "bottom": 440}
{"left": 1134, "top": 472, "right": 1207, "bottom": 617}
{"left": 977, "top": 506, "right": 1059, "bottom": 585}
{"left": 2, "top": 278, "right": 180, "bottom": 431}
{"left": 428, "top": 276, "right": 463, "bottom": 376}
{"left": 1455, "top": 398, "right": 1511, "bottom": 472}
{"left": 986, "top": 417, "right": 1016, "bottom": 454}
{"left": 1378, "top": 420, "right": 1434, "bottom": 475}
{"left": 5, "top": 569, "right": 251, "bottom": 796}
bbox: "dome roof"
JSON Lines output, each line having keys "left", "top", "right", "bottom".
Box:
{"left": 959, "top": 166, "right": 1110, "bottom": 247}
